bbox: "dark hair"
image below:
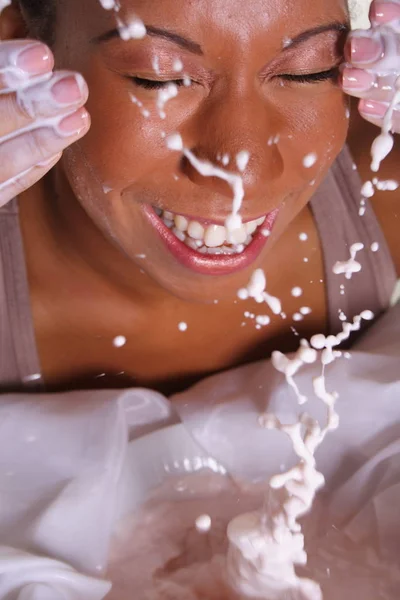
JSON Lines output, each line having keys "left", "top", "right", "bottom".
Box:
{"left": 18, "top": 0, "right": 55, "bottom": 44}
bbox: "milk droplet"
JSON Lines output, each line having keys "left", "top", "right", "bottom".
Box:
{"left": 195, "top": 514, "right": 212, "bottom": 532}
{"left": 371, "top": 242, "right": 379, "bottom": 252}
{"left": 178, "top": 322, "right": 188, "bottom": 331}
{"left": 299, "top": 232, "right": 308, "bottom": 242}
{"left": 166, "top": 133, "right": 183, "bottom": 151}
{"left": 291, "top": 287, "right": 303, "bottom": 297}
{"left": 302, "top": 152, "right": 317, "bottom": 168}
{"left": 113, "top": 335, "right": 127, "bottom": 348}
{"left": 173, "top": 58, "right": 183, "bottom": 72}
{"left": 236, "top": 150, "right": 250, "bottom": 172}
{"left": 361, "top": 180, "right": 374, "bottom": 198}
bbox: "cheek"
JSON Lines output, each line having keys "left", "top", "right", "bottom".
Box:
{"left": 286, "top": 87, "right": 349, "bottom": 171}
{"left": 71, "top": 62, "right": 175, "bottom": 192}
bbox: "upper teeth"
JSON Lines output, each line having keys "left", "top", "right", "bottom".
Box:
{"left": 155, "top": 208, "right": 266, "bottom": 252}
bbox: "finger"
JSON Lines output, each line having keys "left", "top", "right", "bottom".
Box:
{"left": 0, "top": 70, "right": 88, "bottom": 138}
{"left": 369, "top": 1, "right": 400, "bottom": 26}
{"left": 344, "top": 28, "right": 400, "bottom": 73}
{"left": 341, "top": 67, "right": 399, "bottom": 102}
{"left": 0, "top": 107, "right": 90, "bottom": 185}
{"left": 0, "top": 153, "right": 62, "bottom": 208}
{"left": 358, "top": 98, "right": 400, "bottom": 132}
{"left": 0, "top": 40, "right": 54, "bottom": 92}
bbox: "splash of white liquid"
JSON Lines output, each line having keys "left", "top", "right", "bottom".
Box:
{"left": 310, "top": 310, "right": 374, "bottom": 366}
{"left": 373, "top": 177, "right": 399, "bottom": 191}
{"left": 361, "top": 180, "right": 374, "bottom": 198}
{"left": 237, "top": 269, "right": 282, "bottom": 315}
{"left": 332, "top": 242, "right": 364, "bottom": 280}
{"left": 157, "top": 84, "right": 178, "bottom": 119}
{"left": 116, "top": 15, "right": 146, "bottom": 40}
{"left": 271, "top": 340, "right": 317, "bottom": 404}
{"left": 165, "top": 133, "right": 245, "bottom": 232}
{"left": 370, "top": 75, "right": 400, "bottom": 172}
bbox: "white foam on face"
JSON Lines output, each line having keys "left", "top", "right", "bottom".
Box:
{"left": 152, "top": 55, "right": 160, "bottom": 75}
{"left": 236, "top": 150, "right": 250, "bottom": 173}
{"left": 302, "top": 152, "right": 317, "bottom": 168}
{"left": 173, "top": 58, "right": 183, "bottom": 72}
{"left": 157, "top": 84, "right": 178, "bottom": 119}
{"left": 222, "top": 153, "right": 230, "bottom": 166}
{"left": 166, "top": 133, "right": 245, "bottom": 232}
{"left": 332, "top": 242, "right": 364, "bottom": 280}
{"left": 116, "top": 15, "right": 147, "bottom": 40}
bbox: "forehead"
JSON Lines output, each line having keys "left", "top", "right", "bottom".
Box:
{"left": 63, "top": 0, "right": 348, "bottom": 42}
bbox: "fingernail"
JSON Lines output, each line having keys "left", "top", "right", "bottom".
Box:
{"left": 342, "top": 67, "right": 375, "bottom": 90}
{"left": 16, "top": 43, "right": 53, "bottom": 74}
{"left": 350, "top": 36, "right": 383, "bottom": 63}
{"left": 359, "top": 99, "right": 388, "bottom": 116}
{"left": 52, "top": 74, "right": 87, "bottom": 105}
{"left": 371, "top": 2, "right": 400, "bottom": 23}
{"left": 58, "top": 108, "right": 90, "bottom": 134}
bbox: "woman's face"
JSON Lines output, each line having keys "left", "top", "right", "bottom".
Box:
{"left": 53, "top": 0, "right": 349, "bottom": 301}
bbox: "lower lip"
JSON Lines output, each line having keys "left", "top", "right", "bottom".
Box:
{"left": 142, "top": 206, "right": 279, "bottom": 275}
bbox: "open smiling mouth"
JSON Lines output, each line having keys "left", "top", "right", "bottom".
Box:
{"left": 142, "top": 205, "right": 280, "bottom": 275}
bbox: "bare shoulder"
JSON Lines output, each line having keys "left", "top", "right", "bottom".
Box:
{"left": 346, "top": 98, "right": 400, "bottom": 276}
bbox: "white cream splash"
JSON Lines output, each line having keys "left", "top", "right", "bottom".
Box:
{"left": 166, "top": 133, "right": 245, "bottom": 234}
{"left": 332, "top": 242, "right": 364, "bottom": 280}
{"left": 237, "top": 269, "right": 282, "bottom": 315}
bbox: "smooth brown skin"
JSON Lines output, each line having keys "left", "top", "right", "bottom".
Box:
{"left": 3, "top": 0, "right": 400, "bottom": 394}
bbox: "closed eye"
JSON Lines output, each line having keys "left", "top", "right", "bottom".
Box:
{"left": 279, "top": 68, "right": 339, "bottom": 84}
{"left": 130, "top": 77, "right": 188, "bottom": 90}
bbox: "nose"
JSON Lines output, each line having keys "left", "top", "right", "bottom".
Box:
{"left": 180, "top": 90, "right": 284, "bottom": 205}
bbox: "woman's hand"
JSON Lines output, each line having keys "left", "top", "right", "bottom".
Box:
{"left": 0, "top": 40, "right": 90, "bottom": 208}
{"left": 341, "top": 0, "right": 400, "bottom": 132}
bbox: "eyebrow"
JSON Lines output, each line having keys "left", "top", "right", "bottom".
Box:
{"left": 92, "top": 21, "right": 349, "bottom": 55}
{"left": 92, "top": 24, "right": 203, "bottom": 55}
{"left": 283, "top": 22, "right": 350, "bottom": 50}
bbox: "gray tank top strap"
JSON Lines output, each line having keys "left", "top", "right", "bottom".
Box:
{"left": 310, "top": 145, "right": 397, "bottom": 335}
{"left": 0, "top": 198, "right": 43, "bottom": 390}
